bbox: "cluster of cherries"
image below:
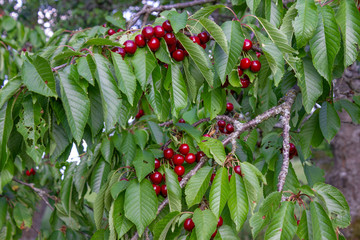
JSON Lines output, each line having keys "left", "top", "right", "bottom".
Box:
{"left": 25, "top": 168, "right": 36, "bottom": 176}
{"left": 184, "top": 216, "right": 223, "bottom": 238}
{"left": 214, "top": 102, "right": 235, "bottom": 134}
{"left": 237, "top": 39, "right": 262, "bottom": 89}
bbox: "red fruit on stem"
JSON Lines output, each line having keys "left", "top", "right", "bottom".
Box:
{"left": 30, "top": 168, "right": 36, "bottom": 175}
{"left": 179, "top": 143, "right": 190, "bottom": 155}
{"left": 240, "top": 58, "right": 251, "bottom": 70}
{"left": 250, "top": 60, "right": 261, "bottom": 72}
{"left": 211, "top": 229, "right": 218, "bottom": 238}
{"left": 200, "top": 44, "right": 206, "bottom": 49}
{"left": 173, "top": 154, "right": 185, "bottom": 165}
{"left": 297, "top": 220, "right": 300, "bottom": 225}
{"left": 243, "top": 39, "right": 253, "bottom": 51}
{"left": 238, "top": 66, "right": 243, "bottom": 77}
{"left": 178, "top": 118, "right": 186, "bottom": 123}
{"left": 178, "top": 176, "right": 182, "bottom": 182}
{"left": 164, "top": 33, "right": 176, "bottom": 45}
{"left": 174, "top": 165, "right": 185, "bottom": 176}
{"left": 112, "top": 47, "right": 126, "bottom": 58}
{"left": 184, "top": 50, "right": 189, "bottom": 56}
{"left": 172, "top": 49, "right": 185, "bottom": 61}
{"left": 241, "top": 78, "right": 250, "bottom": 88}
{"left": 142, "top": 26, "right": 154, "bottom": 39}
{"left": 107, "top": 29, "right": 115, "bottom": 35}
{"left": 228, "top": 175, "right": 232, "bottom": 181}
{"left": 161, "top": 185, "right": 167, "bottom": 197}
{"left": 210, "top": 173, "right": 216, "bottom": 182}
{"left": 217, "top": 216, "right": 223, "bottom": 227}
{"left": 189, "top": 36, "right": 201, "bottom": 45}
{"left": 226, "top": 102, "right": 234, "bottom": 111}
{"left": 163, "top": 148, "right": 174, "bottom": 159}
{"left": 154, "top": 25, "right": 165, "bottom": 38}
{"left": 184, "top": 218, "right": 195, "bottom": 231}
{"left": 198, "top": 31, "right": 210, "bottom": 44}
{"left": 153, "top": 184, "right": 161, "bottom": 195}
{"left": 22, "top": 47, "right": 27, "bottom": 52}
{"left": 167, "top": 43, "right": 176, "bottom": 53}
{"left": 203, "top": 134, "right": 211, "bottom": 137}
{"left": 176, "top": 40, "right": 184, "bottom": 50}
{"left": 135, "top": 109, "right": 144, "bottom": 119}
{"left": 219, "top": 126, "right": 226, "bottom": 133}
{"left": 164, "top": 63, "right": 168, "bottom": 69}
{"left": 256, "top": 52, "right": 261, "bottom": 58}
{"left": 124, "top": 40, "right": 137, "bottom": 54}
{"left": 148, "top": 37, "right": 160, "bottom": 52}
{"left": 226, "top": 124, "right": 234, "bottom": 133}
{"left": 154, "top": 158, "right": 160, "bottom": 169}
{"left": 102, "top": 23, "right": 107, "bottom": 27}
{"left": 117, "top": 28, "right": 124, "bottom": 32}
{"left": 135, "top": 34, "right": 146, "bottom": 47}
{"left": 218, "top": 120, "right": 226, "bottom": 128}
{"left": 234, "top": 165, "right": 242, "bottom": 175}
{"left": 26, "top": 170, "right": 31, "bottom": 176}
{"left": 196, "top": 151, "right": 205, "bottom": 162}
{"left": 185, "top": 153, "right": 196, "bottom": 164}
{"left": 162, "top": 20, "right": 173, "bottom": 32}
{"left": 150, "top": 172, "right": 163, "bottom": 184}
{"left": 289, "top": 143, "right": 296, "bottom": 155}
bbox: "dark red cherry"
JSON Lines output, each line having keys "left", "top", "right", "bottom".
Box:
{"left": 210, "top": 173, "right": 216, "bottom": 182}
{"left": 179, "top": 144, "right": 190, "bottom": 155}
{"left": 256, "top": 52, "right": 261, "bottom": 58}
{"left": 200, "top": 44, "right": 206, "bottom": 49}
{"left": 153, "top": 184, "right": 161, "bottom": 195}
{"left": 241, "top": 78, "right": 250, "bottom": 88}
{"left": 243, "top": 39, "right": 253, "bottom": 51}
{"left": 226, "top": 102, "right": 234, "bottom": 112}
{"left": 26, "top": 170, "right": 31, "bottom": 176}
{"left": 163, "top": 148, "right": 174, "bottom": 159}
{"left": 154, "top": 159, "right": 160, "bottom": 170}
{"left": 22, "top": 47, "right": 27, "bottom": 52}
{"left": 112, "top": 47, "right": 126, "bottom": 58}
{"left": 250, "top": 60, "right": 261, "bottom": 72}
{"left": 196, "top": 151, "right": 205, "bottom": 162}
{"left": 174, "top": 165, "right": 185, "bottom": 176}
{"left": 102, "top": 23, "right": 107, "bottom": 27}
{"left": 30, "top": 168, "right": 36, "bottom": 175}
{"left": 238, "top": 66, "right": 243, "bottom": 77}
{"left": 176, "top": 40, "right": 185, "bottom": 50}
{"left": 135, "top": 34, "right": 146, "bottom": 47}
{"left": 161, "top": 185, "right": 167, "bottom": 197}
{"left": 172, "top": 49, "right": 185, "bottom": 62}
{"left": 178, "top": 118, "right": 186, "bottom": 123}
{"left": 148, "top": 37, "right": 160, "bottom": 52}
{"left": 142, "top": 26, "right": 154, "bottom": 39}
{"left": 162, "top": 20, "right": 173, "bottom": 32}
{"left": 234, "top": 165, "right": 242, "bottom": 175}
{"left": 218, "top": 120, "right": 226, "bottom": 128}
{"left": 289, "top": 143, "right": 296, "bottom": 155}
{"left": 203, "top": 134, "right": 211, "bottom": 137}
{"left": 185, "top": 153, "right": 196, "bottom": 164}
{"left": 164, "top": 63, "right": 168, "bottom": 69}
{"left": 198, "top": 31, "right": 210, "bottom": 44}
{"left": 173, "top": 154, "right": 185, "bottom": 165}
{"left": 240, "top": 58, "right": 251, "bottom": 70}
{"left": 117, "top": 28, "right": 125, "bottom": 33}
{"left": 226, "top": 124, "right": 234, "bottom": 133}
{"left": 184, "top": 218, "right": 195, "bottom": 231}
{"left": 217, "top": 216, "right": 223, "bottom": 227}
{"left": 150, "top": 172, "right": 163, "bottom": 184}
{"left": 211, "top": 229, "right": 218, "bottom": 238}
{"left": 178, "top": 176, "right": 182, "bottom": 182}
{"left": 107, "top": 29, "right": 115, "bottom": 35}
{"left": 135, "top": 109, "right": 144, "bottom": 119}
{"left": 124, "top": 40, "right": 137, "bottom": 54}
{"left": 164, "top": 33, "right": 176, "bottom": 45}
{"left": 189, "top": 36, "right": 201, "bottom": 45}
{"left": 154, "top": 25, "right": 165, "bottom": 38}
{"left": 228, "top": 175, "right": 232, "bottom": 181}
{"left": 167, "top": 43, "right": 176, "bottom": 53}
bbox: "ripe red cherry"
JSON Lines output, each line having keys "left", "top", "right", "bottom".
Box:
{"left": 234, "top": 165, "right": 242, "bottom": 175}
{"left": 148, "top": 37, "right": 160, "bottom": 52}
{"left": 203, "top": 134, "right": 211, "bottom": 137}
{"left": 198, "top": 31, "right": 210, "bottom": 44}
{"left": 26, "top": 170, "right": 31, "bottom": 176}
{"left": 167, "top": 43, "right": 176, "bottom": 53}
{"left": 164, "top": 33, "right": 176, "bottom": 45}
{"left": 117, "top": 28, "right": 125, "bottom": 33}
{"left": 172, "top": 49, "right": 185, "bottom": 62}
{"left": 135, "top": 109, "right": 144, "bottom": 119}
{"left": 22, "top": 47, "right": 27, "bottom": 52}
{"left": 189, "top": 36, "right": 201, "bottom": 45}
{"left": 30, "top": 168, "right": 36, "bottom": 175}
{"left": 174, "top": 165, "right": 185, "bottom": 176}
{"left": 243, "top": 39, "right": 253, "bottom": 51}
{"left": 238, "top": 66, "right": 243, "bottom": 77}
{"left": 218, "top": 120, "right": 226, "bottom": 128}
{"left": 226, "top": 102, "right": 234, "bottom": 112}
{"left": 217, "top": 217, "right": 223, "bottom": 227}
{"left": 161, "top": 185, "right": 167, "bottom": 197}
{"left": 219, "top": 127, "right": 225, "bottom": 133}
{"left": 154, "top": 25, "right": 165, "bottom": 38}
{"left": 150, "top": 172, "right": 163, "bottom": 184}
{"left": 135, "top": 34, "right": 146, "bottom": 47}
{"left": 178, "top": 118, "right": 186, "bottom": 123}
{"left": 200, "top": 44, "right": 206, "bottom": 49}
{"left": 162, "top": 20, "right": 173, "bottom": 32}
{"left": 241, "top": 78, "right": 250, "bottom": 88}
{"left": 289, "top": 143, "right": 296, "bottom": 155}
{"left": 178, "top": 176, "right": 182, "bottom": 182}
{"left": 142, "top": 26, "right": 154, "bottom": 39}
{"left": 154, "top": 159, "right": 160, "bottom": 169}
{"left": 112, "top": 47, "right": 126, "bottom": 58}
{"left": 228, "top": 175, "right": 232, "bottom": 181}
{"left": 124, "top": 40, "right": 137, "bottom": 54}
{"left": 210, "top": 173, "right": 216, "bottom": 182}
{"left": 179, "top": 144, "right": 190, "bottom": 155}
{"left": 177, "top": 40, "right": 185, "bottom": 50}
{"left": 185, "top": 153, "right": 196, "bottom": 164}
{"left": 107, "top": 29, "right": 115, "bottom": 35}
{"left": 226, "top": 124, "right": 234, "bottom": 133}
{"left": 153, "top": 184, "right": 161, "bottom": 195}
{"left": 102, "top": 23, "right": 107, "bottom": 27}
{"left": 250, "top": 60, "right": 261, "bottom": 72}
{"left": 211, "top": 229, "right": 218, "bottom": 238}
{"left": 173, "top": 154, "right": 185, "bottom": 165}
{"left": 164, "top": 63, "right": 168, "bottom": 69}
{"left": 196, "top": 151, "right": 205, "bottom": 162}
{"left": 184, "top": 218, "right": 195, "bottom": 231}
{"left": 163, "top": 173, "right": 166, "bottom": 182}
{"left": 240, "top": 58, "right": 251, "bottom": 70}
{"left": 163, "top": 148, "right": 174, "bottom": 159}
{"left": 256, "top": 52, "right": 261, "bottom": 58}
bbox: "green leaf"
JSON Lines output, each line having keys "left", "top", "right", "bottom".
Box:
{"left": 153, "top": 211, "right": 181, "bottom": 240}
{"left": 264, "top": 201, "right": 297, "bottom": 240}
{"left": 300, "top": 110, "right": 323, "bottom": 159}
{"left": 175, "top": 32, "right": 214, "bottom": 86}
{"left": 250, "top": 192, "right": 282, "bottom": 238}
{"left": 88, "top": 85, "right": 104, "bottom": 136}
{"left": 336, "top": 0, "right": 360, "bottom": 68}
{"left": 296, "top": 210, "right": 312, "bottom": 240}
{"left": 175, "top": 123, "right": 202, "bottom": 143}
{"left": 228, "top": 173, "right": 249, "bottom": 231}
{"left": 185, "top": 166, "right": 212, "bottom": 207}
{"left": 0, "top": 76, "right": 22, "bottom": 109}
{"left": 101, "top": 137, "right": 114, "bottom": 163}
{"left": 165, "top": 168, "right": 182, "bottom": 212}
{"left": 147, "top": 121, "right": 165, "bottom": 145}
{"left": 131, "top": 47, "right": 157, "bottom": 90}
{"left": 209, "top": 167, "right": 230, "bottom": 218}
{"left": 298, "top": 57, "right": 323, "bottom": 113}
{"left": 217, "top": 225, "right": 239, "bottom": 240}
{"left": 124, "top": 179, "right": 158, "bottom": 236}
{"left": 198, "top": 137, "right": 226, "bottom": 165}
{"left": 202, "top": 87, "right": 226, "bottom": 120}
{"left": 13, "top": 203, "right": 32, "bottom": 229}
{"left": 92, "top": 53, "right": 122, "bottom": 132}
{"left": 309, "top": 5, "right": 341, "bottom": 83}
{"left": 0, "top": 198, "right": 7, "bottom": 229}
{"left": 119, "top": 132, "right": 137, "bottom": 166}
{"left": 162, "top": 11, "right": 187, "bottom": 33}
{"left": 265, "top": 0, "right": 283, "bottom": 28}
{"left": 193, "top": 209, "right": 218, "bottom": 240}
{"left": 198, "top": 18, "right": 228, "bottom": 54}
{"left": 113, "top": 195, "right": 134, "bottom": 238}
{"left": 134, "top": 129, "right": 149, "bottom": 150}
{"left": 336, "top": 99, "right": 360, "bottom": 124}
{"left": 169, "top": 63, "right": 188, "bottom": 118}
{"left": 91, "top": 159, "right": 110, "bottom": 193}
{"left": 58, "top": 66, "right": 90, "bottom": 144}
{"left": 0, "top": 160, "right": 14, "bottom": 194}
{"left": 94, "top": 185, "right": 106, "bottom": 229}
{"left": 60, "top": 175, "right": 73, "bottom": 215}
{"left": 111, "top": 180, "right": 129, "bottom": 199}
{"left": 319, "top": 102, "right": 340, "bottom": 142}
{"left": 183, "top": 58, "right": 204, "bottom": 103}
{"left": 105, "top": 14, "right": 126, "bottom": 29}
{"left": 0, "top": 103, "right": 12, "bottom": 168}
{"left": 77, "top": 55, "right": 96, "bottom": 85}
{"left": 191, "top": 5, "right": 226, "bottom": 19}
{"left": 21, "top": 56, "right": 57, "bottom": 97}
{"left": 310, "top": 201, "right": 337, "bottom": 240}
{"left": 246, "top": 0, "right": 261, "bottom": 14}
{"left": 53, "top": 50, "right": 85, "bottom": 61}
{"left": 313, "top": 183, "right": 350, "bottom": 228}
{"left": 111, "top": 52, "right": 137, "bottom": 105}
{"left": 214, "top": 21, "right": 244, "bottom": 83}
{"left": 279, "top": 4, "right": 297, "bottom": 44}
{"left": 85, "top": 38, "right": 122, "bottom": 46}
{"left": 240, "top": 162, "right": 261, "bottom": 212}
{"left": 133, "top": 150, "right": 154, "bottom": 182}
{"left": 292, "top": 0, "right": 318, "bottom": 48}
